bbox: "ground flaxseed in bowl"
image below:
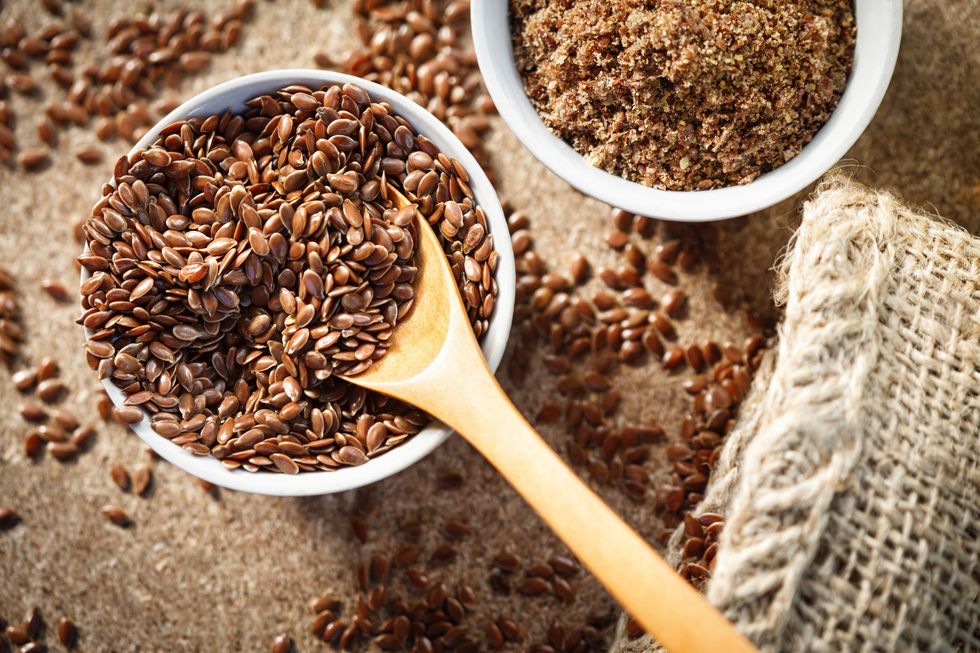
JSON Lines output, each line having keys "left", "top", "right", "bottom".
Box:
{"left": 511, "top": 0, "right": 857, "bottom": 191}
{"left": 78, "top": 82, "right": 499, "bottom": 474}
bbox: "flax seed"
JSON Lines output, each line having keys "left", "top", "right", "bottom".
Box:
{"left": 24, "top": 431, "right": 43, "bottom": 457}
{"left": 101, "top": 504, "right": 130, "bottom": 527}
{"left": 662, "top": 347, "right": 686, "bottom": 370}
{"left": 48, "top": 441, "right": 77, "bottom": 461}
{"left": 36, "top": 117, "right": 57, "bottom": 146}
{"left": 57, "top": 617, "right": 78, "bottom": 648}
{"left": 36, "top": 357, "right": 58, "bottom": 380}
{"left": 109, "top": 463, "right": 130, "bottom": 491}
{"left": 647, "top": 260, "right": 677, "bottom": 285}
{"left": 132, "top": 464, "right": 152, "bottom": 495}
{"left": 604, "top": 231, "right": 628, "bottom": 250}
{"left": 75, "top": 145, "right": 103, "bottom": 164}
{"left": 662, "top": 289, "right": 686, "bottom": 316}
{"left": 552, "top": 577, "right": 575, "bottom": 601}
{"left": 37, "top": 379, "right": 65, "bottom": 402}
{"left": 17, "top": 148, "right": 49, "bottom": 170}
{"left": 19, "top": 402, "right": 47, "bottom": 422}
{"left": 42, "top": 280, "right": 69, "bottom": 301}
{"left": 569, "top": 254, "right": 590, "bottom": 285}
{"left": 0, "top": 506, "right": 20, "bottom": 530}
{"left": 5, "top": 623, "right": 29, "bottom": 645}
{"left": 12, "top": 369, "right": 36, "bottom": 391}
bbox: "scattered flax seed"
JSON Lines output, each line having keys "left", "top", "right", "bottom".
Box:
{"left": 94, "top": 117, "right": 116, "bottom": 141}
{"left": 25, "top": 606, "right": 43, "bottom": 639}
{"left": 41, "top": 280, "right": 70, "bottom": 302}
{"left": 547, "top": 554, "right": 578, "bottom": 577}
{"left": 517, "top": 577, "right": 550, "bottom": 596}
{"left": 4, "top": 622, "right": 30, "bottom": 645}
{"left": 17, "top": 148, "right": 49, "bottom": 170}
{"left": 8, "top": 73, "right": 38, "bottom": 94}
{"left": 351, "top": 517, "right": 369, "bottom": 543}
{"left": 12, "top": 370, "right": 37, "bottom": 392}
{"left": 36, "top": 357, "right": 59, "bottom": 380}
{"left": 24, "top": 431, "right": 43, "bottom": 457}
{"left": 604, "top": 231, "right": 629, "bottom": 251}
{"left": 197, "top": 478, "right": 217, "bottom": 495}
{"left": 553, "top": 576, "right": 575, "bottom": 600}
{"left": 75, "top": 145, "right": 103, "bottom": 165}
{"left": 109, "top": 463, "right": 130, "bottom": 491}
{"left": 437, "top": 471, "right": 465, "bottom": 490}
{"left": 56, "top": 617, "right": 78, "bottom": 648}
{"left": 132, "top": 464, "right": 152, "bottom": 496}
{"left": 662, "top": 289, "right": 686, "bottom": 317}
{"left": 48, "top": 441, "right": 78, "bottom": 461}
{"left": 493, "top": 552, "right": 520, "bottom": 573}
{"left": 19, "top": 402, "right": 47, "bottom": 422}
{"left": 96, "top": 392, "right": 113, "bottom": 421}
{"left": 71, "top": 425, "right": 95, "bottom": 449}
{"left": 101, "top": 504, "right": 131, "bottom": 527}
{"left": 36, "top": 379, "right": 66, "bottom": 402}
{"left": 52, "top": 408, "right": 79, "bottom": 430}
{"left": 309, "top": 593, "right": 342, "bottom": 614}
{"left": 37, "top": 423, "right": 69, "bottom": 443}
{"left": 512, "top": 0, "right": 856, "bottom": 189}
{"left": 313, "top": 51, "right": 334, "bottom": 68}
{"left": 271, "top": 632, "right": 293, "bottom": 653}
{"left": 506, "top": 198, "right": 769, "bottom": 535}
{"left": 0, "top": 506, "right": 21, "bottom": 530}
{"left": 36, "top": 117, "right": 57, "bottom": 146}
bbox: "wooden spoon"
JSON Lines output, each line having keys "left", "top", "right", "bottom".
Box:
{"left": 344, "top": 187, "right": 757, "bottom": 653}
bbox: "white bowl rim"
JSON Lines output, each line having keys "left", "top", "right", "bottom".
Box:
{"left": 471, "top": 0, "right": 903, "bottom": 222}
{"left": 82, "top": 69, "right": 515, "bottom": 496}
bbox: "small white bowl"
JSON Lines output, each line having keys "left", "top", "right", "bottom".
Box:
{"left": 472, "top": 0, "right": 902, "bottom": 221}
{"left": 83, "top": 69, "right": 515, "bottom": 496}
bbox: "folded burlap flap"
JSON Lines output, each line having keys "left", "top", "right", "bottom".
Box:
{"left": 611, "top": 178, "right": 980, "bottom": 653}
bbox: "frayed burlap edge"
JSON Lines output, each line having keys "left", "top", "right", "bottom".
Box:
{"left": 611, "top": 177, "right": 980, "bottom": 653}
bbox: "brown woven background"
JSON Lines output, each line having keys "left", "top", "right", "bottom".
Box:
{"left": 0, "top": 1, "right": 977, "bottom": 651}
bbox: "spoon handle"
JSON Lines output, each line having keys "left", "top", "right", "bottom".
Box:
{"left": 415, "top": 347, "right": 756, "bottom": 653}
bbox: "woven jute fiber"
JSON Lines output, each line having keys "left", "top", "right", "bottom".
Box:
{"left": 613, "top": 179, "right": 980, "bottom": 652}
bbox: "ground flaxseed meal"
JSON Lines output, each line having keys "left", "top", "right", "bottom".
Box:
{"left": 511, "top": 0, "right": 856, "bottom": 190}
{"left": 78, "top": 82, "right": 498, "bottom": 473}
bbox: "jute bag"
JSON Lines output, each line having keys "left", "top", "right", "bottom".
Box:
{"left": 611, "top": 179, "right": 980, "bottom": 653}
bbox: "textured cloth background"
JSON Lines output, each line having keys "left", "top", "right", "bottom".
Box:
{"left": 0, "top": 1, "right": 978, "bottom": 651}
{"left": 612, "top": 180, "right": 980, "bottom": 652}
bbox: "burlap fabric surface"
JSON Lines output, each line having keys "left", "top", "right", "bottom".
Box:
{"left": 0, "top": 0, "right": 977, "bottom": 651}
{"left": 613, "top": 181, "right": 980, "bottom": 652}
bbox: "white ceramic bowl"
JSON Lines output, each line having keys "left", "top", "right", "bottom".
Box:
{"left": 472, "top": 0, "right": 902, "bottom": 221}
{"left": 82, "top": 69, "right": 515, "bottom": 496}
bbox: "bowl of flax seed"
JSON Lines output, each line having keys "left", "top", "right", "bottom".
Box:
{"left": 472, "top": 0, "right": 903, "bottom": 221}
{"left": 78, "top": 69, "right": 515, "bottom": 496}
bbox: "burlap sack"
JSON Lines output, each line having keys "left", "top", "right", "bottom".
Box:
{"left": 612, "top": 179, "right": 980, "bottom": 653}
